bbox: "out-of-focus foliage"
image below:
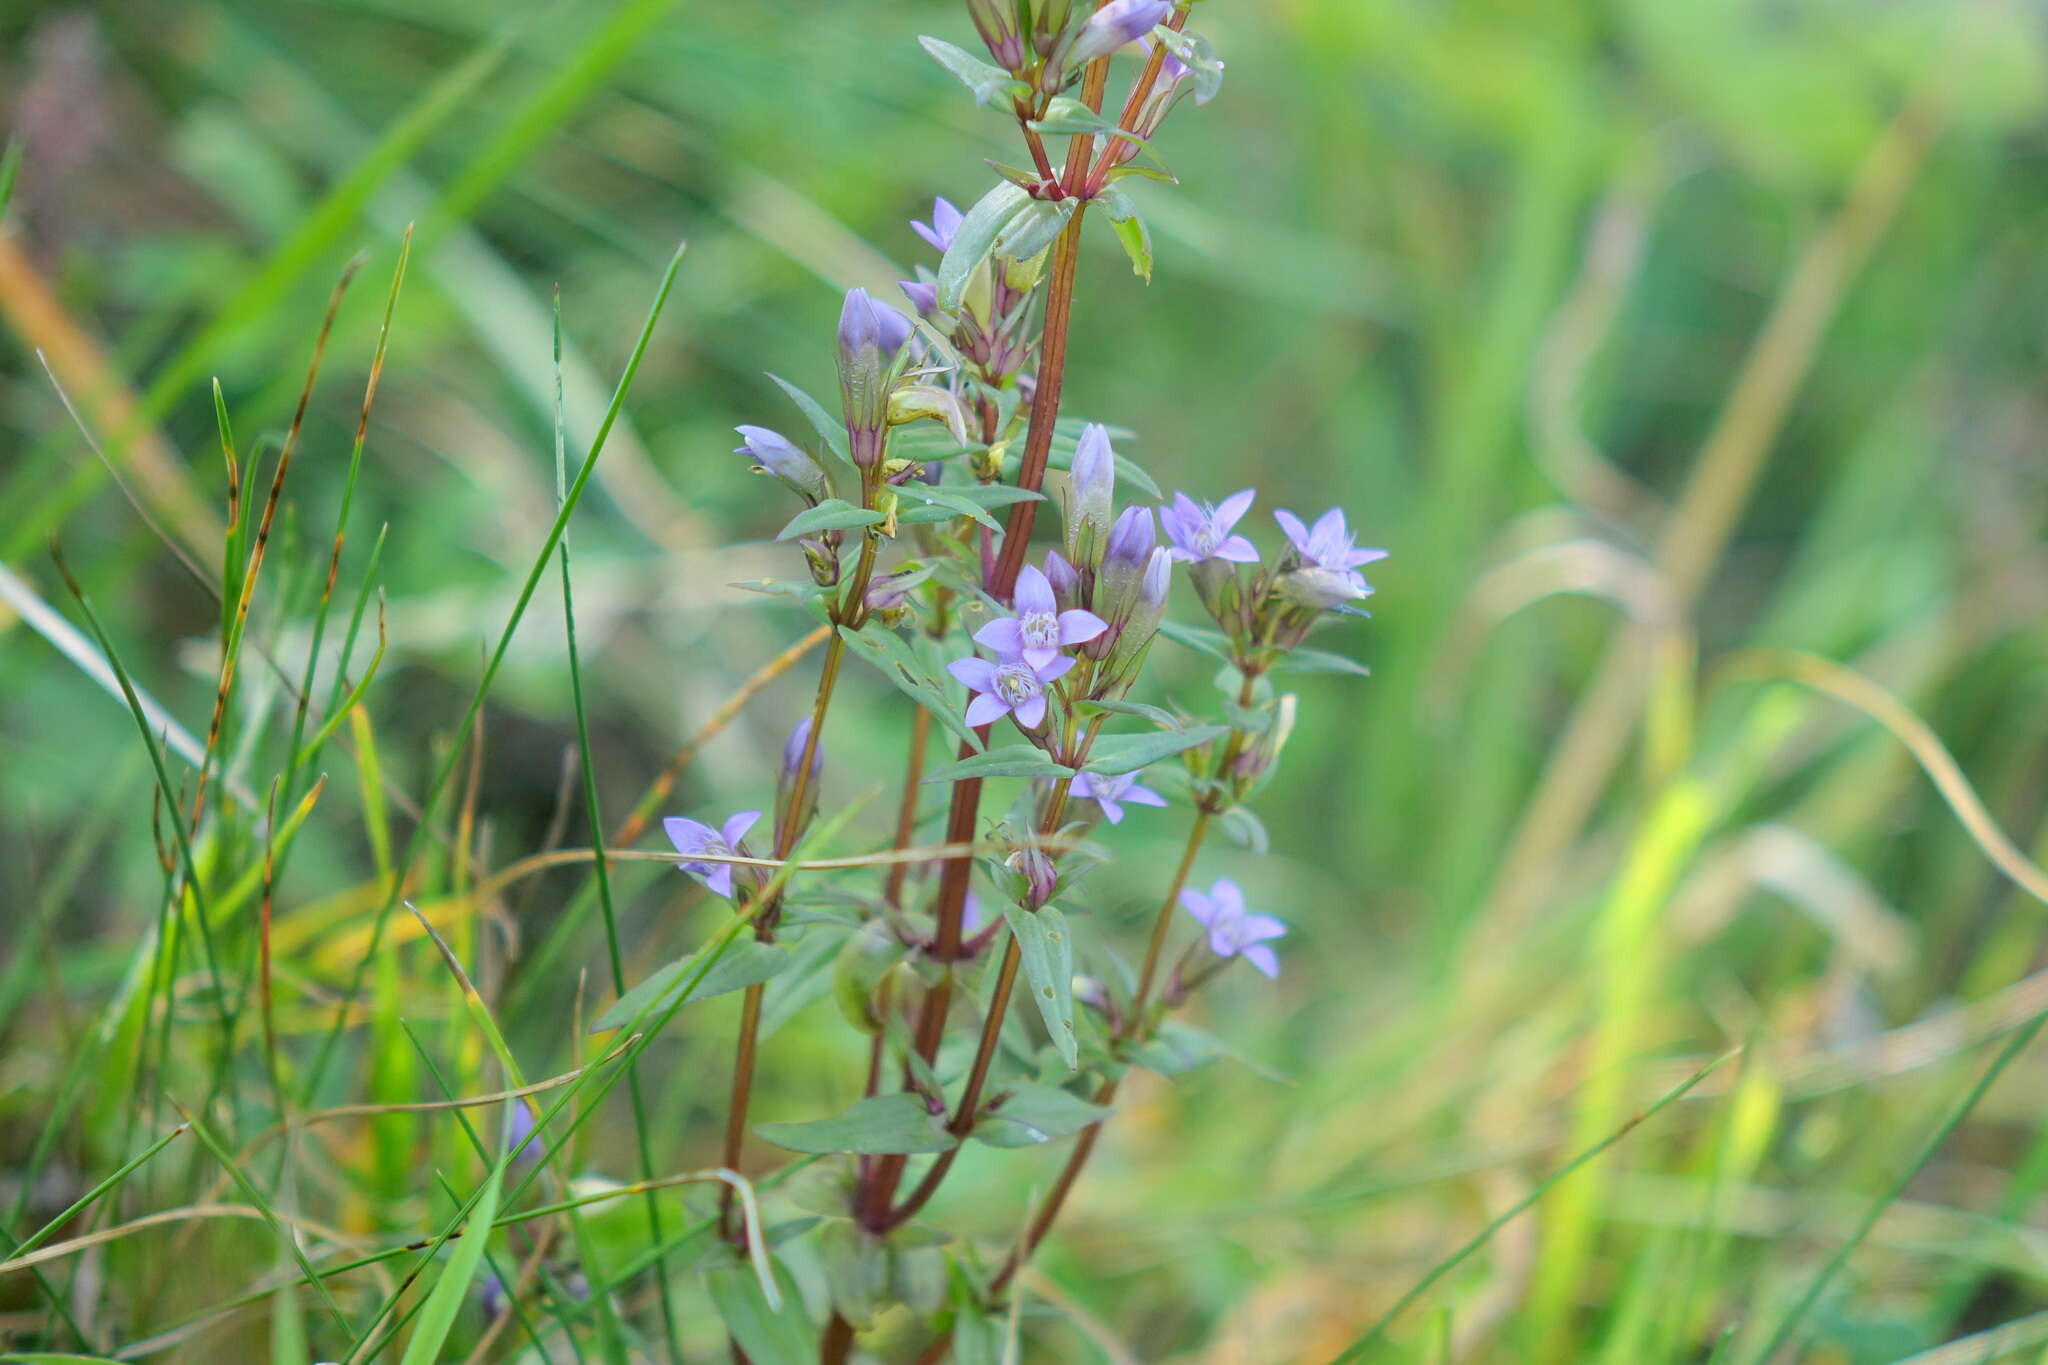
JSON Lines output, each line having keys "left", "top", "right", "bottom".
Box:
{"left": 4, "top": 0, "right": 2048, "bottom": 1359}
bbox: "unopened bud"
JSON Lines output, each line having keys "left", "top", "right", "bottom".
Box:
{"left": 837, "top": 287, "right": 916, "bottom": 467}
{"left": 1062, "top": 424, "right": 1117, "bottom": 571}
{"left": 1005, "top": 845, "right": 1058, "bottom": 909}
{"left": 735, "top": 425, "right": 828, "bottom": 504}
{"left": 801, "top": 536, "right": 841, "bottom": 588}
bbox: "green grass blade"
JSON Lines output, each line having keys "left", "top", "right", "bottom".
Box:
{"left": 396, "top": 1165, "right": 503, "bottom": 1365}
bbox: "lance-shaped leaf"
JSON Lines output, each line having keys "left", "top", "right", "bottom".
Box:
{"left": 1098, "top": 186, "right": 1154, "bottom": 282}
{"left": 1003, "top": 904, "right": 1077, "bottom": 1069}
{"left": 756, "top": 1093, "right": 956, "bottom": 1155}
{"left": 1082, "top": 724, "right": 1228, "bottom": 774}
{"left": 777, "top": 499, "right": 886, "bottom": 541}
{"left": 918, "top": 35, "right": 1029, "bottom": 106}
{"left": 993, "top": 197, "right": 1077, "bottom": 265}
{"left": 766, "top": 372, "right": 848, "bottom": 461}
{"left": 589, "top": 940, "right": 792, "bottom": 1034}
{"left": 971, "top": 1082, "right": 1111, "bottom": 1148}
{"left": 937, "top": 181, "right": 1031, "bottom": 311}
{"left": 895, "top": 483, "right": 1044, "bottom": 526}
{"left": 1273, "top": 644, "right": 1371, "bottom": 677}
{"left": 838, "top": 624, "right": 985, "bottom": 752}
{"left": 922, "top": 744, "right": 1076, "bottom": 784}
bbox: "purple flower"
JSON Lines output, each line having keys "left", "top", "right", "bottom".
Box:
{"left": 1162, "top": 489, "right": 1259, "bottom": 564}
{"left": 911, "top": 197, "right": 963, "bottom": 254}
{"left": 1277, "top": 566, "right": 1370, "bottom": 611}
{"left": 1180, "top": 877, "right": 1287, "bottom": 979}
{"left": 505, "top": 1102, "right": 543, "bottom": 1168}
{"left": 898, "top": 279, "right": 939, "bottom": 316}
{"left": 663, "top": 810, "right": 761, "bottom": 900}
{"left": 781, "top": 716, "right": 824, "bottom": 784}
{"left": 1068, "top": 0, "right": 1172, "bottom": 65}
{"left": 961, "top": 891, "right": 986, "bottom": 935}
{"left": 1273, "top": 507, "right": 1387, "bottom": 589}
{"left": 1063, "top": 423, "right": 1117, "bottom": 567}
{"left": 948, "top": 652, "right": 1074, "bottom": 730}
{"left": 1103, "top": 505, "right": 1156, "bottom": 569}
{"left": 1072, "top": 770, "right": 1167, "bottom": 824}
{"left": 735, "top": 425, "right": 827, "bottom": 503}
{"left": 1043, "top": 549, "right": 1081, "bottom": 604}
{"left": 974, "top": 563, "right": 1107, "bottom": 669}
{"left": 836, "top": 287, "right": 915, "bottom": 360}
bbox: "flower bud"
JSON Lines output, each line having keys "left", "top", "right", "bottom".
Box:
{"left": 1042, "top": 549, "right": 1081, "bottom": 609}
{"left": 1278, "top": 566, "right": 1368, "bottom": 612}
{"left": 1064, "top": 0, "right": 1170, "bottom": 67}
{"left": 776, "top": 716, "right": 825, "bottom": 848}
{"left": 801, "top": 536, "right": 841, "bottom": 588}
{"left": 1062, "top": 424, "right": 1116, "bottom": 571}
{"left": 1005, "top": 845, "right": 1058, "bottom": 910}
{"left": 898, "top": 278, "right": 939, "bottom": 317}
{"left": 1233, "top": 693, "right": 1296, "bottom": 791}
{"left": 1032, "top": 0, "right": 1076, "bottom": 58}
{"left": 864, "top": 567, "right": 921, "bottom": 628}
{"left": 1098, "top": 546, "right": 1170, "bottom": 690}
{"left": 836, "top": 287, "right": 916, "bottom": 467}
{"left": 965, "top": 0, "right": 1027, "bottom": 71}
{"left": 736, "top": 425, "right": 828, "bottom": 504}
{"left": 1090, "top": 505, "right": 1157, "bottom": 645}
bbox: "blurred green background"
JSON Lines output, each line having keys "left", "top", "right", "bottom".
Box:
{"left": 5, "top": 0, "right": 2048, "bottom": 1360}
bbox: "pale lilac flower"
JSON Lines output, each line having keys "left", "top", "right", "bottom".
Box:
{"left": 911, "top": 197, "right": 963, "bottom": 254}
{"left": 974, "top": 564, "right": 1106, "bottom": 669}
{"left": 1042, "top": 549, "right": 1081, "bottom": 604}
{"left": 1273, "top": 507, "right": 1387, "bottom": 590}
{"left": 961, "top": 891, "right": 985, "bottom": 935}
{"left": 1102, "top": 505, "right": 1156, "bottom": 569}
{"left": 836, "top": 287, "right": 915, "bottom": 360}
{"left": 1068, "top": 0, "right": 1172, "bottom": 65}
{"left": 1063, "top": 423, "right": 1117, "bottom": 566}
{"left": 735, "top": 425, "right": 827, "bottom": 503}
{"left": 1162, "top": 490, "right": 1259, "bottom": 563}
{"left": 663, "top": 810, "right": 761, "bottom": 900}
{"left": 505, "top": 1103, "right": 543, "bottom": 1168}
{"left": 1072, "top": 770, "right": 1167, "bottom": 824}
{"left": 899, "top": 279, "right": 939, "bottom": 316}
{"left": 948, "top": 652, "right": 1074, "bottom": 730}
{"left": 1180, "top": 877, "right": 1287, "bottom": 979}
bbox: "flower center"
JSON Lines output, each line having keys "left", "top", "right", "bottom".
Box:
{"left": 1191, "top": 521, "right": 1220, "bottom": 556}
{"left": 993, "top": 664, "right": 1042, "bottom": 706}
{"left": 1018, "top": 610, "right": 1061, "bottom": 650}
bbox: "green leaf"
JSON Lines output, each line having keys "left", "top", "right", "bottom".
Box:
{"left": 0, "top": 138, "right": 22, "bottom": 226}
{"left": 819, "top": 1220, "right": 888, "bottom": 1331}
{"left": 589, "top": 940, "right": 792, "bottom": 1034}
{"left": 756, "top": 1093, "right": 957, "bottom": 1155}
{"left": 918, "top": 35, "right": 1029, "bottom": 106}
{"left": 399, "top": 1165, "right": 502, "bottom": 1365}
{"left": 895, "top": 484, "right": 1004, "bottom": 531}
{"left": 1097, "top": 186, "right": 1154, "bottom": 282}
{"left": 1220, "top": 805, "right": 1269, "bottom": 854}
{"left": 937, "top": 181, "right": 1031, "bottom": 311}
{"left": 1003, "top": 904, "right": 1077, "bottom": 1070}
{"left": 766, "top": 372, "right": 848, "bottom": 460}
{"left": 1274, "top": 644, "right": 1371, "bottom": 677}
{"left": 993, "top": 197, "right": 1077, "bottom": 263}
{"left": 972, "top": 1082, "right": 1110, "bottom": 1148}
{"left": 1125, "top": 1020, "right": 1227, "bottom": 1077}
{"left": 777, "top": 499, "right": 885, "bottom": 541}
{"left": 1077, "top": 698, "right": 1180, "bottom": 728}
{"left": 706, "top": 1258, "right": 816, "bottom": 1363}
{"left": 1157, "top": 619, "right": 1234, "bottom": 661}
{"left": 1005, "top": 430, "right": 1161, "bottom": 499}
{"left": 923, "top": 744, "right": 1076, "bottom": 784}
{"left": 838, "top": 625, "right": 985, "bottom": 753}
{"left": 1082, "top": 725, "right": 1227, "bottom": 773}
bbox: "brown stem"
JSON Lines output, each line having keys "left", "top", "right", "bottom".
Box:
{"left": 1080, "top": 8, "right": 1190, "bottom": 197}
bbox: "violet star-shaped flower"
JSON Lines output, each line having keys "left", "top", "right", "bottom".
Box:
{"left": 1180, "top": 877, "right": 1288, "bottom": 979}
{"left": 1161, "top": 489, "right": 1260, "bottom": 564}
{"left": 911, "top": 197, "right": 963, "bottom": 254}
{"left": 974, "top": 563, "right": 1107, "bottom": 669}
{"left": 947, "top": 652, "right": 1073, "bottom": 730}
{"left": 663, "top": 810, "right": 761, "bottom": 900}
{"left": 1273, "top": 507, "right": 1388, "bottom": 590}
{"left": 1072, "top": 770, "right": 1168, "bottom": 824}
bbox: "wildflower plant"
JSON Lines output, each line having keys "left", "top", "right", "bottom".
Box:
{"left": 625, "top": 3, "right": 1380, "bottom": 1356}
{"left": 10, "top": 3, "right": 1378, "bottom": 1362}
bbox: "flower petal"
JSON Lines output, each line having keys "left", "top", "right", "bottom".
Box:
{"left": 1237, "top": 912, "right": 1289, "bottom": 943}
{"left": 1013, "top": 564, "right": 1055, "bottom": 618}
{"left": 1243, "top": 944, "right": 1281, "bottom": 979}
{"left": 706, "top": 865, "right": 735, "bottom": 900}
{"left": 723, "top": 810, "right": 762, "bottom": 847}
{"left": 965, "top": 693, "right": 1011, "bottom": 727}
{"left": 974, "top": 618, "right": 1024, "bottom": 653}
{"left": 1056, "top": 608, "right": 1108, "bottom": 644}
{"left": 1036, "top": 654, "right": 1076, "bottom": 683}
{"left": 948, "top": 657, "right": 1000, "bottom": 692}
{"left": 1021, "top": 644, "right": 1058, "bottom": 671}
{"left": 1215, "top": 488, "right": 1256, "bottom": 532}
{"left": 1208, "top": 878, "right": 1246, "bottom": 918}
{"left": 1217, "top": 535, "right": 1260, "bottom": 563}
{"left": 1179, "top": 887, "right": 1217, "bottom": 926}
{"left": 1013, "top": 694, "right": 1046, "bottom": 729}
{"left": 1273, "top": 509, "right": 1310, "bottom": 554}
{"left": 664, "top": 817, "right": 715, "bottom": 855}
{"left": 1125, "top": 783, "right": 1169, "bottom": 808}
{"left": 1310, "top": 506, "right": 1347, "bottom": 550}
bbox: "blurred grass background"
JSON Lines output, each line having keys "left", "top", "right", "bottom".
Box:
{"left": 5, "top": 0, "right": 2048, "bottom": 1360}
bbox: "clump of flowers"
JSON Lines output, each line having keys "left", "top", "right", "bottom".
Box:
{"left": 581, "top": 3, "right": 1377, "bottom": 1359}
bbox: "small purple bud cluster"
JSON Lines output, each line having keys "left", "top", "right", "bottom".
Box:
{"left": 901, "top": 196, "right": 1038, "bottom": 398}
